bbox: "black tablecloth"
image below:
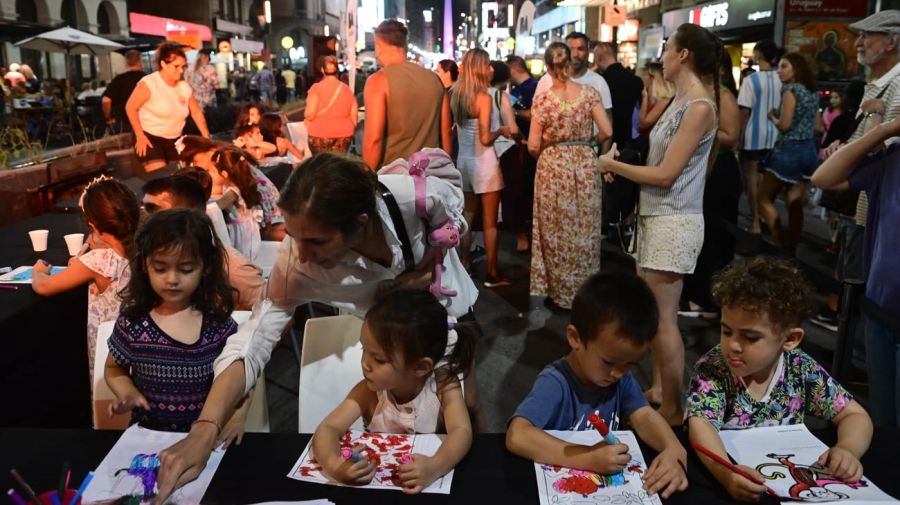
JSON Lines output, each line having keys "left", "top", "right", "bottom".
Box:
{"left": 1, "top": 428, "right": 897, "bottom": 504}
{"left": 0, "top": 213, "right": 91, "bottom": 427}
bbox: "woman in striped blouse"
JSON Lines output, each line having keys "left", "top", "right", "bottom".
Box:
{"left": 600, "top": 23, "right": 721, "bottom": 426}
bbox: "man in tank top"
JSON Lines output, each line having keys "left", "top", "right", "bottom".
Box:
{"left": 362, "top": 19, "right": 452, "bottom": 170}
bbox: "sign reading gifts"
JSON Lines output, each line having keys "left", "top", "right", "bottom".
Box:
{"left": 662, "top": 0, "right": 775, "bottom": 35}
{"left": 129, "top": 12, "right": 213, "bottom": 43}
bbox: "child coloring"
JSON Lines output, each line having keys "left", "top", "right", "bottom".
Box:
{"left": 104, "top": 209, "right": 249, "bottom": 445}
{"left": 312, "top": 289, "right": 476, "bottom": 494}
{"left": 32, "top": 177, "right": 140, "bottom": 388}
{"left": 506, "top": 271, "right": 688, "bottom": 499}
{"left": 687, "top": 257, "right": 873, "bottom": 502}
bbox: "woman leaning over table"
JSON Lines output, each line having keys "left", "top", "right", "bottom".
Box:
{"left": 600, "top": 23, "right": 721, "bottom": 426}
{"left": 126, "top": 42, "right": 210, "bottom": 172}
{"left": 149, "top": 153, "right": 481, "bottom": 504}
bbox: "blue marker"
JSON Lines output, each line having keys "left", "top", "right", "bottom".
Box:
{"left": 67, "top": 471, "right": 94, "bottom": 505}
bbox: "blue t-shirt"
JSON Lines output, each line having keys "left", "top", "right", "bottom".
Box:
{"left": 848, "top": 142, "right": 900, "bottom": 318}
{"left": 510, "top": 77, "right": 538, "bottom": 138}
{"left": 511, "top": 358, "right": 649, "bottom": 431}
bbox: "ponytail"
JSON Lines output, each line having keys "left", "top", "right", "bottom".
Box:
{"left": 436, "top": 320, "right": 478, "bottom": 387}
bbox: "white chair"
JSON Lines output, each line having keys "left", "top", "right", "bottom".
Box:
{"left": 297, "top": 314, "right": 365, "bottom": 433}
{"left": 256, "top": 241, "right": 281, "bottom": 279}
{"left": 233, "top": 310, "right": 270, "bottom": 434}
{"left": 93, "top": 320, "right": 131, "bottom": 430}
{"left": 92, "top": 312, "right": 269, "bottom": 433}
{"left": 285, "top": 121, "right": 312, "bottom": 163}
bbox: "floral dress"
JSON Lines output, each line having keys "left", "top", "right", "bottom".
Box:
{"left": 687, "top": 345, "right": 853, "bottom": 429}
{"left": 530, "top": 85, "right": 602, "bottom": 308}
{"left": 78, "top": 247, "right": 131, "bottom": 385}
{"left": 186, "top": 63, "right": 218, "bottom": 109}
{"left": 251, "top": 166, "right": 284, "bottom": 226}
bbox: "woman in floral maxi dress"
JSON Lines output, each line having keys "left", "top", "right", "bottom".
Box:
{"left": 528, "top": 42, "right": 612, "bottom": 308}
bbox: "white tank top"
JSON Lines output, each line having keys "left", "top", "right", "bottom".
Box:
{"left": 138, "top": 71, "right": 192, "bottom": 139}
{"left": 367, "top": 375, "right": 443, "bottom": 434}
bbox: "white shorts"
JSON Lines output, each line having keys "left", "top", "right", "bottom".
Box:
{"left": 631, "top": 214, "right": 704, "bottom": 274}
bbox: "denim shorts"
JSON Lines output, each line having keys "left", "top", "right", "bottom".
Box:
{"left": 766, "top": 139, "right": 818, "bottom": 184}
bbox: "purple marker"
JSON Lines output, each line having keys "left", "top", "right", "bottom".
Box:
{"left": 7, "top": 489, "right": 26, "bottom": 505}
{"left": 400, "top": 454, "right": 414, "bottom": 464}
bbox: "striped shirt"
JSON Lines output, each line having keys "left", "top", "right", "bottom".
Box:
{"left": 108, "top": 312, "right": 237, "bottom": 432}
{"left": 848, "top": 62, "right": 900, "bottom": 226}
{"left": 640, "top": 98, "right": 718, "bottom": 216}
{"left": 737, "top": 70, "right": 782, "bottom": 150}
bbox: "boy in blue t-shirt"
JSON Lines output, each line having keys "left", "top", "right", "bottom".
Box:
{"left": 506, "top": 272, "right": 688, "bottom": 499}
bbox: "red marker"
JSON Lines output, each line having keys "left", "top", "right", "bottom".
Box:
{"left": 588, "top": 412, "right": 621, "bottom": 445}
{"left": 691, "top": 441, "right": 779, "bottom": 497}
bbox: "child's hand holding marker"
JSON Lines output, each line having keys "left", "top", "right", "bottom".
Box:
{"left": 586, "top": 413, "right": 631, "bottom": 474}
{"left": 332, "top": 445, "right": 375, "bottom": 486}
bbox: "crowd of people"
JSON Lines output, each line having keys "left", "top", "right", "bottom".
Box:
{"left": 11, "top": 8, "right": 900, "bottom": 503}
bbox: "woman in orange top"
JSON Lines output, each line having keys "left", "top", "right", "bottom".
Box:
{"left": 304, "top": 55, "right": 359, "bottom": 154}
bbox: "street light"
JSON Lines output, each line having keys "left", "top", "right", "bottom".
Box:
{"left": 264, "top": 0, "right": 271, "bottom": 24}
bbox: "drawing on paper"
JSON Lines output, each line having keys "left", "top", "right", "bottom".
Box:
{"left": 534, "top": 430, "right": 662, "bottom": 505}
{"left": 294, "top": 432, "right": 414, "bottom": 487}
{"left": 756, "top": 453, "right": 868, "bottom": 501}
{"left": 82, "top": 425, "right": 224, "bottom": 505}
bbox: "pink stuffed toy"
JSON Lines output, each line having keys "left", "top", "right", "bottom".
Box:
{"left": 380, "top": 149, "right": 462, "bottom": 297}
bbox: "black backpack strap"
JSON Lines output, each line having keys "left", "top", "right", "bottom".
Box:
{"left": 378, "top": 181, "right": 415, "bottom": 273}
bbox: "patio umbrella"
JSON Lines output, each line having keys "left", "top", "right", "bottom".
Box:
{"left": 15, "top": 26, "right": 124, "bottom": 85}
{"left": 15, "top": 26, "right": 123, "bottom": 55}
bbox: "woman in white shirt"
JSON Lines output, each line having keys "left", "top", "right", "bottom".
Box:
{"left": 151, "top": 153, "right": 479, "bottom": 500}
{"left": 126, "top": 43, "right": 210, "bottom": 172}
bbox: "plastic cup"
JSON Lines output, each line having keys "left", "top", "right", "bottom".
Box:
{"left": 28, "top": 489, "right": 79, "bottom": 505}
{"left": 64, "top": 233, "right": 85, "bottom": 256}
{"left": 28, "top": 229, "right": 49, "bottom": 252}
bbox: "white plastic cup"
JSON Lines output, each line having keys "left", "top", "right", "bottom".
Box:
{"left": 28, "top": 229, "right": 49, "bottom": 252}
{"left": 64, "top": 233, "right": 85, "bottom": 256}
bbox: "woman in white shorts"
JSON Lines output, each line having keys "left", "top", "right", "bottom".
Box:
{"left": 601, "top": 23, "right": 721, "bottom": 426}
{"left": 452, "top": 48, "right": 512, "bottom": 287}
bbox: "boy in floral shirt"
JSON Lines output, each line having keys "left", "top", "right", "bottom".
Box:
{"left": 687, "top": 257, "right": 873, "bottom": 502}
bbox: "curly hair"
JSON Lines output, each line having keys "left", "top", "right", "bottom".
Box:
{"left": 121, "top": 208, "right": 235, "bottom": 321}
{"left": 711, "top": 257, "right": 813, "bottom": 330}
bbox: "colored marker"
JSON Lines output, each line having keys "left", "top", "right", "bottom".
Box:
{"left": 400, "top": 454, "right": 414, "bottom": 464}
{"left": 49, "top": 491, "right": 61, "bottom": 505}
{"left": 0, "top": 285, "right": 17, "bottom": 291}
{"left": 63, "top": 469, "right": 71, "bottom": 495}
{"left": 341, "top": 448, "right": 363, "bottom": 462}
{"left": 587, "top": 412, "right": 620, "bottom": 445}
{"left": 7, "top": 489, "right": 26, "bottom": 505}
{"left": 67, "top": 471, "right": 93, "bottom": 505}
{"left": 691, "top": 442, "right": 779, "bottom": 497}
{"left": 58, "top": 462, "right": 69, "bottom": 502}
{"left": 9, "top": 470, "right": 40, "bottom": 505}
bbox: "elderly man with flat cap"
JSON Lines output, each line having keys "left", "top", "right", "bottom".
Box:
{"left": 813, "top": 9, "right": 900, "bottom": 428}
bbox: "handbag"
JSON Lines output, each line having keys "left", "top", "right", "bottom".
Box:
{"left": 304, "top": 83, "right": 343, "bottom": 124}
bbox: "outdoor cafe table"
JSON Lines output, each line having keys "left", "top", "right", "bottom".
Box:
{"left": 0, "top": 427, "right": 898, "bottom": 504}
{"left": 0, "top": 212, "right": 91, "bottom": 427}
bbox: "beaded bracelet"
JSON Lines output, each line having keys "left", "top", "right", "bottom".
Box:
{"left": 191, "top": 418, "right": 222, "bottom": 436}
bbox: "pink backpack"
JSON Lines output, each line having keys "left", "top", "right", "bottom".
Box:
{"left": 378, "top": 149, "right": 463, "bottom": 297}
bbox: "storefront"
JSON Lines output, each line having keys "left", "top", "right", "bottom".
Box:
{"left": 782, "top": 0, "right": 868, "bottom": 84}
{"left": 662, "top": 0, "right": 778, "bottom": 84}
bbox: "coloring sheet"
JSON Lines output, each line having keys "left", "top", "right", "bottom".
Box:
{"left": 288, "top": 431, "right": 454, "bottom": 494}
{"left": 721, "top": 424, "right": 898, "bottom": 503}
{"left": 0, "top": 265, "right": 65, "bottom": 284}
{"left": 82, "top": 425, "right": 225, "bottom": 504}
{"left": 534, "top": 430, "right": 663, "bottom": 505}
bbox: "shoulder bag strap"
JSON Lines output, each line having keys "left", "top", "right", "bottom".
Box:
{"left": 378, "top": 182, "right": 415, "bottom": 273}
